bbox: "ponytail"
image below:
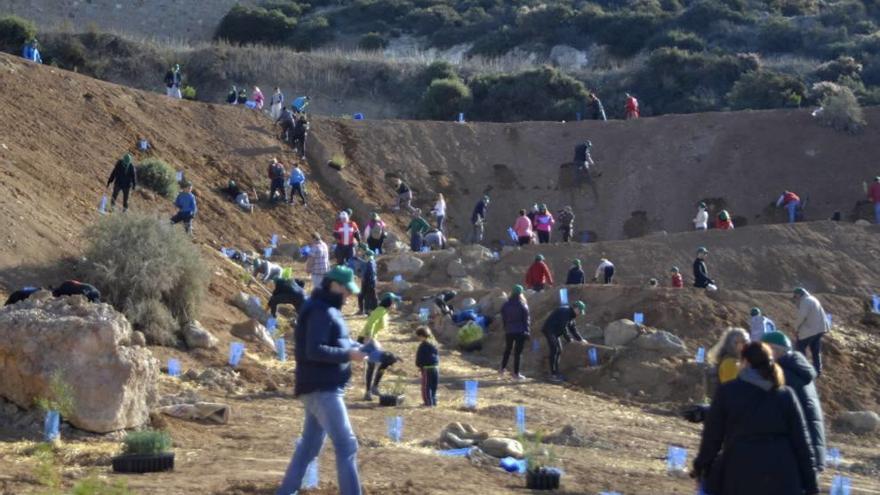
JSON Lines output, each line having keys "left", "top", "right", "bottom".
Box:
{"left": 741, "top": 342, "right": 785, "bottom": 389}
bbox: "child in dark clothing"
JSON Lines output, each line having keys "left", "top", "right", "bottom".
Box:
{"left": 415, "top": 326, "right": 439, "bottom": 407}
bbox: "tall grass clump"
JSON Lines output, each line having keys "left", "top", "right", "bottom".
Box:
{"left": 137, "top": 158, "right": 179, "bottom": 198}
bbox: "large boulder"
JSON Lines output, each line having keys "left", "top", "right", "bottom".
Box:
{"left": 231, "top": 319, "right": 277, "bottom": 352}
{"left": 479, "top": 437, "right": 524, "bottom": 459}
{"left": 478, "top": 289, "right": 509, "bottom": 317}
{"left": 836, "top": 411, "right": 880, "bottom": 433}
{"left": 385, "top": 254, "right": 424, "bottom": 275}
{"left": 604, "top": 319, "right": 641, "bottom": 347}
{"left": 631, "top": 330, "right": 687, "bottom": 356}
{"left": 183, "top": 320, "right": 218, "bottom": 350}
{"left": 460, "top": 245, "right": 495, "bottom": 265}
{"left": 232, "top": 292, "right": 269, "bottom": 323}
{"left": 0, "top": 296, "right": 158, "bottom": 433}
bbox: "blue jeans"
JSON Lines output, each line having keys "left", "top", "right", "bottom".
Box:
{"left": 874, "top": 202, "right": 880, "bottom": 224}
{"left": 786, "top": 200, "right": 800, "bottom": 223}
{"left": 796, "top": 333, "right": 824, "bottom": 376}
{"left": 277, "top": 390, "right": 361, "bottom": 495}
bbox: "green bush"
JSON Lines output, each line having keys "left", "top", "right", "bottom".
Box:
{"left": 215, "top": 5, "right": 297, "bottom": 45}
{"left": 770, "top": 0, "right": 818, "bottom": 16}
{"left": 727, "top": 70, "right": 805, "bottom": 110}
{"left": 0, "top": 15, "right": 36, "bottom": 55}
{"left": 469, "top": 66, "right": 588, "bottom": 122}
{"left": 815, "top": 84, "right": 866, "bottom": 133}
{"left": 181, "top": 85, "right": 198, "bottom": 100}
{"left": 420, "top": 77, "right": 472, "bottom": 120}
{"left": 647, "top": 30, "right": 706, "bottom": 52}
{"left": 261, "top": 0, "right": 309, "bottom": 18}
{"left": 815, "top": 56, "right": 863, "bottom": 82}
{"left": 122, "top": 430, "right": 172, "bottom": 455}
{"left": 127, "top": 299, "right": 178, "bottom": 346}
{"left": 34, "top": 370, "right": 76, "bottom": 418}
{"left": 82, "top": 213, "right": 209, "bottom": 345}
{"left": 289, "top": 16, "right": 334, "bottom": 50}
{"left": 358, "top": 32, "right": 388, "bottom": 51}
{"left": 137, "top": 158, "right": 178, "bottom": 198}
{"left": 757, "top": 17, "right": 804, "bottom": 53}
{"left": 580, "top": 9, "right": 671, "bottom": 57}
{"left": 420, "top": 60, "right": 458, "bottom": 85}
{"left": 675, "top": 0, "right": 755, "bottom": 33}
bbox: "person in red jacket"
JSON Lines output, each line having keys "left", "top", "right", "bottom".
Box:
{"left": 525, "top": 254, "right": 554, "bottom": 292}
{"left": 775, "top": 190, "right": 801, "bottom": 224}
{"left": 333, "top": 210, "right": 361, "bottom": 265}
{"left": 671, "top": 266, "right": 684, "bottom": 288}
{"left": 624, "top": 93, "right": 639, "bottom": 119}
{"left": 716, "top": 210, "right": 734, "bottom": 230}
{"left": 867, "top": 176, "right": 880, "bottom": 224}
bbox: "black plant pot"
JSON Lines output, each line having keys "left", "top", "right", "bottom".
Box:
{"left": 112, "top": 453, "right": 175, "bottom": 473}
{"left": 379, "top": 394, "right": 405, "bottom": 407}
{"left": 526, "top": 468, "right": 561, "bottom": 490}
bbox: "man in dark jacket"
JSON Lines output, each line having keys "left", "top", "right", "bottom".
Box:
{"left": 52, "top": 281, "right": 101, "bottom": 302}
{"left": 558, "top": 206, "right": 575, "bottom": 242}
{"left": 277, "top": 266, "right": 365, "bottom": 495}
{"left": 693, "top": 246, "right": 715, "bottom": 289}
{"left": 268, "top": 159, "right": 287, "bottom": 203}
{"left": 566, "top": 259, "right": 585, "bottom": 285}
{"left": 763, "top": 331, "right": 827, "bottom": 471}
{"left": 276, "top": 105, "right": 295, "bottom": 143}
{"left": 292, "top": 114, "right": 309, "bottom": 159}
{"left": 268, "top": 277, "right": 307, "bottom": 318}
{"left": 542, "top": 300, "right": 586, "bottom": 382}
{"left": 588, "top": 93, "right": 606, "bottom": 121}
{"left": 5, "top": 287, "right": 41, "bottom": 306}
{"left": 107, "top": 153, "right": 137, "bottom": 212}
{"left": 471, "top": 195, "right": 490, "bottom": 245}
{"left": 499, "top": 285, "right": 530, "bottom": 380}
{"left": 357, "top": 250, "right": 378, "bottom": 315}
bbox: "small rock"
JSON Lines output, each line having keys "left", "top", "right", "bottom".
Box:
{"left": 183, "top": 320, "right": 218, "bottom": 350}
{"left": 631, "top": 330, "right": 687, "bottom": 356}
{"left": 231, "top": 319, "right": 277, "bottom": 352}
{"left": 837, "top": 410, "right": 880, "bottom": 433}
{"left": 131, "top": 331, "right": 147, "bottom": 347}
{"left": 456, "top": 278, "right": 475, "bottom": 292}
{"left": 604, "top": 319, "right": 641, "bottom": 347}
{"left": 855, "top": 219, "right": 871, "bottom": 226}
{"left": 480, "top": 437, "right": 524, "bottom": 459}
{"left": 386, "top": 254, "right": 424, "bottom": 275}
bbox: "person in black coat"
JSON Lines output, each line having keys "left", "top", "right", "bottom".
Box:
{"left": 415, "top": 326, "right": 440, "bottom": 406}
{"left": 762, "top": 332, "right": 826, "bottom": 472}
{"left": 565, "top": 259, "right": 585, "bottom": 285}
{"left": 499, "top": 285, "right": 530, "bottom": 380}
{"left": 693, "top": 342, "right": 819, "bottom": 495}
{"left": 693, "top": 246, "right": 714, "bottom": 289}
{"left": 52, "top": 281, "right": 101, "bottom": 302}
{"left": 268, "top": 277, "right": 307, "bottom": 318}
{"left": 541, "top": 301, "right": 586, "bottom": 382}
{"left": 107, "top": 153, "right": 137, "bottom": 212}
{"left": 5, "top": 286, "right": 41, "bottom": 306}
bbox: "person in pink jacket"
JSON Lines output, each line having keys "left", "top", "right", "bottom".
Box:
{"left": 534, "top": 204, "right": 555, "bottom": 244}
{"left": 252, "top": 86, "right": 265, "bottom": 110}
{"left": 513, "top": 209, "right": 533, "bottom": 246}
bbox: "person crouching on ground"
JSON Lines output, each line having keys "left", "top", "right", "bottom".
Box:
{"left": 359, "top": 292, "right": 402, "bottom": 401}
{"left": 276, "top": 266, "right": 365, "bottom": 495}
{"left": 566, "top": 259, "right": 585, "bottom": 285}
{"left": 416, "top": 326, "right": 440, "bottom": 406}
{"left": 542, "top": 300, "right": 586, "bottom": 382}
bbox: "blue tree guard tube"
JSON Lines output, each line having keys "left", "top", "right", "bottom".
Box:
{"left": 831, "top": 475, "right": 851, "bottom": 495}
{"left": 826, "top": 313, "right": 833, "bottom": 327}
{"left": 167, "top": 358, "right": 181, "bottom": 377}
{"left": 531, "top": 339, "right": 540, "bottom": 353}
{"left": 507, "top": 227, "right": 518, "bottom": 242}
{"left": 458, "top": 112, "right": 465, "bottom": 123}
{"left": 419, "top": 307, "right": 430, "bottom": 322}
{"left": 276, "top": 338, "right": 286, "bottom": 361}
{"left": 98, "top": 195, "right": 108, "bottom": 214}
{"left": 464, "top": 380, "right": 478, "bottom": 409}
{"left": 176, "top": 171, "right": 184, "bottom": 182}
{"left": 633, "top": 312, "right": 645, "bottom": 324}
{"left": 386, "top": 416, "right": 403, "bottom": 442}
{"left": 515, "top": 406, "right": 526, "bottom": 434}
{"left": 588, "top": 347, "right": 599, "bottom": 367}
{"left": 828, "top": 447, "right": 841, "bottom": 469}
{"left": 437, "top": 447, "right": 471, "bottom": 457}
{"left": 264, "top": 247, "right": 274, "bottom": 258}
{"left": 44, "top": 410, "right": 60, "bottom": 442}
{"left": 267, "top": 317, "right": 277, "bottom": 332}
{"left": 576, "top": 112, "right": 582, "bottom": 121}
{"left": 229, "top": 342, "right": 245, "bottom": 366}
{"left": 559, "top": 288, "right": 568, "bottom": 305}
{"left": 695, "top": 347, "right": 706, "bottom": 364}
{"left": 872, "top": 294, "right": 880, "bottom": 313}
{"left": 666, "top": 446, "right": 687, "bottom": 472}
{"left": 271, "top": 234, "right": 279, "bottom": 247}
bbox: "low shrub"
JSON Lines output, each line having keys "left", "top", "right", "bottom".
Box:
{"left": 215, "top": 5, "right": 297, "bottom": 45}
{"left": 814, "top": 56, "right": 863, "bottom": 83}
{"left": 358, "top": 32, "right": 388, "bottom": 51}
{"left": 727, "top": 70, "right": 805, "bottom": 110}
{"left": 814, "top": 83, "right": 866, "bottom": 133}
{"left": 328, "top": 154, "right": 348, "bottom": 171}
{"left": 647, "top": 30, "right": 706, "bottom": 52}
{"left": 469, "top": 66, "right": 588, "bottom": 122}
{"left": 419, "top": 77, "right": 472, "bottom": 120}
{"left": 34, "top": 370, "right": 76, "bottom": 418}
{"left": 0, "top": 15, "right": 37, "bottom": 55}
{"left": 181, "top": 85, "right": 198, "bottom": 100}
{"left": 122, "top": 430, "right": 172, "bottom": 455}
{"left": 137, "top": 158, "right": 178, "bottom": 198}
{"left": 289, "top": 16, "right": 334, "bottom": 50}
{"left": 82, "top": 213, "right": 209, "bottom": 345}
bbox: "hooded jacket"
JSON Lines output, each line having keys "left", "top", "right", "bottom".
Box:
{"left": 525, "top": 261, "right": 553, "bottom": 288}
{"left": 541, "top": 306, "right": 584, "bottom": 341}
{"left": 794, "top": 290, "right": 829, "bottom": 340}
{"left": 534, "top": 212, "right": 555, "bottom": 232}
{"left": 694, "top": 368, "right": 818, "bottom": 495}
{"left": 107, "top": 159, "right": 137, "bottom": 189}
{"left": 294, "top": 287, "right": 355, "bottom": 396}
{"left": 694, "top": 208, "right": 709, "bottom": 229}
{"left": 501, "top": 297, "right": 530, "bottom": 336}
{"left": 777, "top": 351, "right": 826, "bottom": 470}
{"left": 513, "top": 215, "right": 533, "bottom": 238}
{"left": 566, "top": 267, "right": 585, "bottom": 285}
{"left": 693, "top": 258, "right": 713, "bottom": 288}
{"left": 472, "top": 199, "right": 488, "bottom": 224}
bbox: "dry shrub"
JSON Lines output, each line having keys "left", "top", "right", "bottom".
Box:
{"left": 813, "top": 82, "right": 866, "bottom": 133}
{"left": 82, "top": 213, "right": 209, "bottom": 345}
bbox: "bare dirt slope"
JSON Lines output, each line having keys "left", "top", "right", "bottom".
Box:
{"left": 309, "top": 108, "right": 880, "bottom": 244}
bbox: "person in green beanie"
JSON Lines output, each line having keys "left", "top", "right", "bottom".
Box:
{"left": 542, "top": 300, "right": 587, "bottom": 382}
{"left": 406, "top": 211, "right": 431, "bottom": 252}
{"left": 566, "top": 259, "right": 585, "bottom": 285}
{"left": 762, "top": 331, "right": 827, "bottom": 471}
{"left": 499, "top": 284, "right": 530, "bottom": 380}
{"left": 278, "top": 265, "right": 364, "bottom": 495}
{"left": 525, "top": 254, "right": 554, "bottom": 292}
{"left": 106, "top": 153, "right": 137, "bottom": 212}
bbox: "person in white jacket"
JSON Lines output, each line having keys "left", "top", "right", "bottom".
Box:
{"left": 793, "top": 287, "right": 830, "bottom": 375}
{"left": 432, "top": 193, "right": 447, "bottom": 232}
{"left": 748, "top": 307, "right": 776, "bottom": 342}
{"left": 593, "top": 258, "right": 615, "bottom": 284}
{"left": 693, "top": 202, "right": 709, "bottom": 230}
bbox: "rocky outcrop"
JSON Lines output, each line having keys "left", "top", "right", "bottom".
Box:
{"left": 604, "top": 319, "right": 642, "bottom": 347}
{"left": 0, "top": 294, "right": 158, "bottom": 433}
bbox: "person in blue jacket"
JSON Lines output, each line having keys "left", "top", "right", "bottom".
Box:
{"left": 566, "top": 259, "right": 585, "bottom": 285}
{"left": 288, "top": 162, "right": 308, "bottom": 206}
{"left": 22, "top": 39, "right": 42, "bottom": 64}
{"left": 277, "top": 266, "right": 366, "bottom": 495}
{"left": 171, "top": 182, "right": 197, "bottom": 235}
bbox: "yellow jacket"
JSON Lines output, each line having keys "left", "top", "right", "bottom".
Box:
{"left": 718, "top": 357, "right": 739, "bottom": 384}
{"left": 360, "top": 307, "right": 388, "bottom": 340}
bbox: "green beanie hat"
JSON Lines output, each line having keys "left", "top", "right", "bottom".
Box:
{"left": 697, "top": 246, "right": 708, "bottom": 254}
{"left": 671, "top": 266, "right": 680, "bottom": 273}
{"left": 573, "top": 300, "right": 586, "bottom": 312}
{"left": 324, "top": 266, "right": 360, "bottom": 294}
{"left": 793, "top": 287, "right": 806, "bottom": 296}
{"left": 750, "top": 307, "right": 761, "bottom": 317}
{"left": 511, "top": 284, "right": 524, "bottom": 296}
{"left": 365, "top": 249, "right": 376, "bottom": 258}
{"left": 122, "top": 154, "right": 132, "bottom": 165}
{"left": 372, "top": 212, "right": 380, "bottom": 220}
{"left": 761, "top": 331, "right": 792, "bottom": 350}
{"left": 718, "top": 210, "right": 729, "bottom": 221}
{"left": 572, "top": 259, "right": 582, "bottom": 266}
{"left": 345, "top": 208, "right": 353, "bottom": 216}
{"left": 535, "top": 254, "right": 545, "bottom": 262}
{"left": 381, "top": 292, "right": 401, "bottom": 304}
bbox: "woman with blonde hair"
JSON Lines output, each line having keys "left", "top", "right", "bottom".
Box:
{"left": 709, "top": 328, "right": 749, "bottom": 384}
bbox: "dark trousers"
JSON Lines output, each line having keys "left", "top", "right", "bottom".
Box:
{"left": 170, "top": 211, "right": 194, "bottom": 234}
{"left": 500, "top": 334, "right": 527, "bottom": 375}
{"left": 359, "top": 283, "right": 377, "bottom": 314}
{"left": 269, "top": 293, "right": 300, "bottom": 317}
{"left": 561, "top": 227, "right": 572, "bottom": 242}
{"left": 436, "top": 215, "right": 445, "bottom": 231}
{"left": 545, "top": 333, "right": 562, "bottom": 376}
{"left": 604, "top": 266, "right": 615, "bottom": 284}
{"left": 111, "top": 185, "right": 131, "bottom": 210}
{"left": 270, "top": 178, "right": 286, "bottom": 202}
{"left": 410, "top": 232, "right": 423, "bottom": 252}
{"left": 289, "top": 182, "right": 307, "bottom": 205}
{"left": 365, "top": 358, "right": 394, "bottom": 393}
{"left": 293, "top": 133, "right": 307, "bottom": 157}
{"left": 518, "top": 236, "right": 531, "bottom": 246}
{"left": 530, "top": 284, "right": 546, "bottom": 293}
{"left": 335, "top": 244, "right": 354, "bottom": 265}
{"left": 420, "top": 367, "right": 439, "bottom": 406}
{"left": 366, "top": 236, "right": 384, "bottom": 254}
{"left": 796, "top": 333, "right": 824, "bottom": 376}
{"left": 537, "top": 230, "right": 550, "bottom": 244}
